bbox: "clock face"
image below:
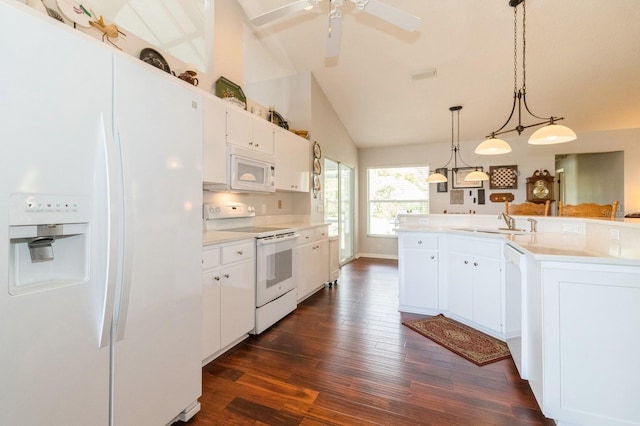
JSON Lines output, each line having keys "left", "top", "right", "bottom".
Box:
{"left": 532, "top": 180, "right": 549, "bottom": 198}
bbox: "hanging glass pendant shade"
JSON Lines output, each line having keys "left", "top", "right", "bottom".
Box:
{"left": 426, "top": 172, "right": 448, "bottom": 183}
{"left": 475, "top": 136, "right": 512, "bottom": 155}
{"left": 528, "top": 123, "right": 577, "bottom": 145}
{"left": 465, "top": 169, "right": 490, "bottom": 181}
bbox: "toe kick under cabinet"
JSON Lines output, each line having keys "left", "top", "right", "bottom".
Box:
{"left": 201, "top": 239, "right": 255, "bottom": 364}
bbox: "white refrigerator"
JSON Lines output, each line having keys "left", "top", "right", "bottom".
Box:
{"left": 0, "top": 3, "right": 203, "bottom": 425}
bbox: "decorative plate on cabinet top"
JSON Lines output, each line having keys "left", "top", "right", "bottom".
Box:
{"left": 139, "top": 48, "right": 171, "bottom": 74}
{"left": 56, "top": 0, "right": 95, "bottom": 27}
{"left": 313, "top": 141, "right": 321, "bottom": 159}
{"left": 313, "top": 158, "right": 321, "bottom": 175}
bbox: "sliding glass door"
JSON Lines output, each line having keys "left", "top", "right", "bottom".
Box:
{"left": 324, "top": 158, "right": 354, "bottom": 263}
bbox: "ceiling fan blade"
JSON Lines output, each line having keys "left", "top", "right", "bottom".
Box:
{"left": 325, "top": 13, "right": 343, "bottom": 57}
{"left": 360, "top": 0, "right": 421, "bottom": 32}
{"left": 250, "top": 0, "right": 314, "bottom": 26}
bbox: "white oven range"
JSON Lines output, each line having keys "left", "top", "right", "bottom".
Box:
{"left": 204, "top": 203, "right": 299, "bottom": 334}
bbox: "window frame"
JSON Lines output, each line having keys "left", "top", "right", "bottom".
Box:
{"left": 366, "top": 165, "right": 430, "bottom": 237}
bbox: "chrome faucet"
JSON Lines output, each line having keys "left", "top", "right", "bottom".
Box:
{"left": 527, "top": 217, "right": 538, "bottom": 233}
{"left": 498, "top": 211, "right": 516, "bottom": 230}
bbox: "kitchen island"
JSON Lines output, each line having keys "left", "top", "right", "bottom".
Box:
{"left": 396, "top": 213, "right": 640, "bottom": 426}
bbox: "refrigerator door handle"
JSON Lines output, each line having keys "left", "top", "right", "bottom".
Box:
{"left": 98, "top": 112, "right": 121, "bottom": 348}
{"left": 113, "top": 127, "right": 134, "bottom": 343}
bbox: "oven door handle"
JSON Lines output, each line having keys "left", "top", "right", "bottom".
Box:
{"left": 257, "top": 233, "right": 300, "bottom": 245}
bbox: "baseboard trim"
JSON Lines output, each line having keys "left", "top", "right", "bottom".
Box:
{"left": 355, "top": 253, "right": 398, "bottom": 260}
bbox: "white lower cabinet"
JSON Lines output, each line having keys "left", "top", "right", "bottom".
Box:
{"left": 297, "top": 226, "right": 329, "bottom": 302}
{"left": 446, "top": 236, "right": 504, "bottom": 338}
{"left": 201, "top": 239, "right": 255, "bottom": 363}
{"left": 398, "top": 233, "right": 440, "bottom": 314}
{"left": 530, "top": 263, "right": 640, "bottom": 426}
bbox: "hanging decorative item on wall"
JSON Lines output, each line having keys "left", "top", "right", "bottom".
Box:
{"left": 436, "top": 168, "right": 448, "bottom": 193}
{"left": 526, "top": 169, "right": 554, "bottom": 203}
{"left": 450, "top": 189, "right": 464, "bottom": 204}
{"left": 452, "top": 167, "right": 484, "bottom": 189}
{"left": 489, "top": 193, "right": 515, "bottom": 203}
{"left": 489, "top": 165, "right": 519, "bottom": 189}
{"left": 312, "top": 141, "right": 322, "bottom": 199}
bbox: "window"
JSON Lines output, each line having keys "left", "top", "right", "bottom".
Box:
{"left": 367, "top": 166, "right": 429, "bottom": 236}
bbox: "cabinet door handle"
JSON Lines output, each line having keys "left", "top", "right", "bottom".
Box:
{"left": 237, "top": 250, "right": 243, "bottom": 255}
{"left": 473, "top": 262, "right": 478, "bottom": 267}
{"left": 417, "top": 240, "right": 422, "bottom": 244}
{"left": 464, "top": 260, "right": 469, "bottom": 264}
{"left": 214, "top": 276, "right": 220, "bottom": 281}
{"left": 430, "top": 255, "right": 435, "bottom": 260}
{"left": 223, "top": 273, "right": 230, "bottom": 279}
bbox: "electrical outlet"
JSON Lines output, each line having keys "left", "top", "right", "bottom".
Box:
{"left": 610, "top": 228, "right": 620, "bottom": 240}
{"left": 261, "top": 204, "right": 267, "bottom": 214}
{"left": 419, "top": 218, "right": 429, "bottom": 224}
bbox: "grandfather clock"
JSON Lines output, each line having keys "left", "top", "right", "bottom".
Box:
{"left": 526, "top": 169, "right": 554, "bottom": 204}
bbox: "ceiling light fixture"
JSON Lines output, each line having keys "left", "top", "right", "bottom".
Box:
{"left": 427, "top": 106, "right": 488, "bottom": 183}
{"left": 475, "top": 0, "right": 576, "bottom": 155}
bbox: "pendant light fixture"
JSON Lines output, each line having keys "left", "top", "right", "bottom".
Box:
{"left": 475, "top": 0, "right": 576, "bottom": 155}
{"left": 427, "top": 106, "right": 488, "bottom": 183}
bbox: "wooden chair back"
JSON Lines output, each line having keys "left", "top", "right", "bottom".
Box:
{"left": 504, "top": 200, "right": 550, "bottom": 216}
{"left": 558, "top": 200, "right": 618, "bottom": 219}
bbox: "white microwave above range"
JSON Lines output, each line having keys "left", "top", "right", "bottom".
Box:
{"left": 204, "top": 145, "right": 275, "bottom": 193}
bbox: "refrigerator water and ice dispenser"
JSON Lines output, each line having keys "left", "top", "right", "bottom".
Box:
{"left": 8, "top": 193, "right": 90, "bottom": 295}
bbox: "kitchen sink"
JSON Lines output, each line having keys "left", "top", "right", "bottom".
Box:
{"left": 454, "top": 227, "right": 529, "bottom": 235}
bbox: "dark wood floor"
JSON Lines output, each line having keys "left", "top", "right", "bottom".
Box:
{"left": 185, "top": 257, "right": 553, "bottom": 425}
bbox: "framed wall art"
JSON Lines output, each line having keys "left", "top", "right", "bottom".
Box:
{"left": 436, "top": 168, "right": 448, "bottom": 192}
{"left": 451, "top": 167, "right": 484, "bottom": 189}
{"left": 489, "top": 165, "right": 518, "bottom": 189}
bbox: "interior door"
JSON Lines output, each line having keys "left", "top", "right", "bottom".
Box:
{"left": 324, "top": 159, "right": 354, "bottom": 263}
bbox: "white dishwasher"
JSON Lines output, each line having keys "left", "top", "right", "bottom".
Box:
{"left": 504, "top": 244, "right": 527, "bottom": 379}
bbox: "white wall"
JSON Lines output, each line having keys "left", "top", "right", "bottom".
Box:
{"left": 358, "top": 128, "right": 640, "bottom": 258}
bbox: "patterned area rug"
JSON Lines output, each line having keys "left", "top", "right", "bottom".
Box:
{"left": 403, "top": 314, "right": 511, "bottom": 366}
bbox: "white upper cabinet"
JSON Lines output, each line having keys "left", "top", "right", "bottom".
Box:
{"left": 202, "top": 94, "right": 227, "bottom": 185}
{"left": 226, "top": 105, "right": 274, "bottom": 156}
{"left": 274, "top": 126, "right": 310, "bottom": 192}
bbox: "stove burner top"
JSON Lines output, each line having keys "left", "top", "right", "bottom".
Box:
{"left": 226, "top": 226, "right": 296, "bottom": 239}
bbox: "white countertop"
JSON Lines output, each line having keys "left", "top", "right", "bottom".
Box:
{"left": 396, "top": 215, "right": 640, "bottom": 266}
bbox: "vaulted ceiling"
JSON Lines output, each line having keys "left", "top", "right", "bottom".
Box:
{"left": 237, "top": 0, "right": 640, "bottom": 148}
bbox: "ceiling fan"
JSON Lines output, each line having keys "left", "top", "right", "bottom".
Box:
{"left": 249, "top": 0, "right": 421, "bottom": 58}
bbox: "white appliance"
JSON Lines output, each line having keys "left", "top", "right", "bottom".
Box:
{"left": 229, "top": 145, "right": 276, "bottom": 193}
{"left": 204, "top": 203, "right": 298, "bottom": 334}
{"left": 0, "top": 4, "right": 202, "bottom": 425}
{"left": 254, "top": 231, "right": 299, "bottom": 333}
{"left": 504, "top": 244, "right": 528, "bottom": 379}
